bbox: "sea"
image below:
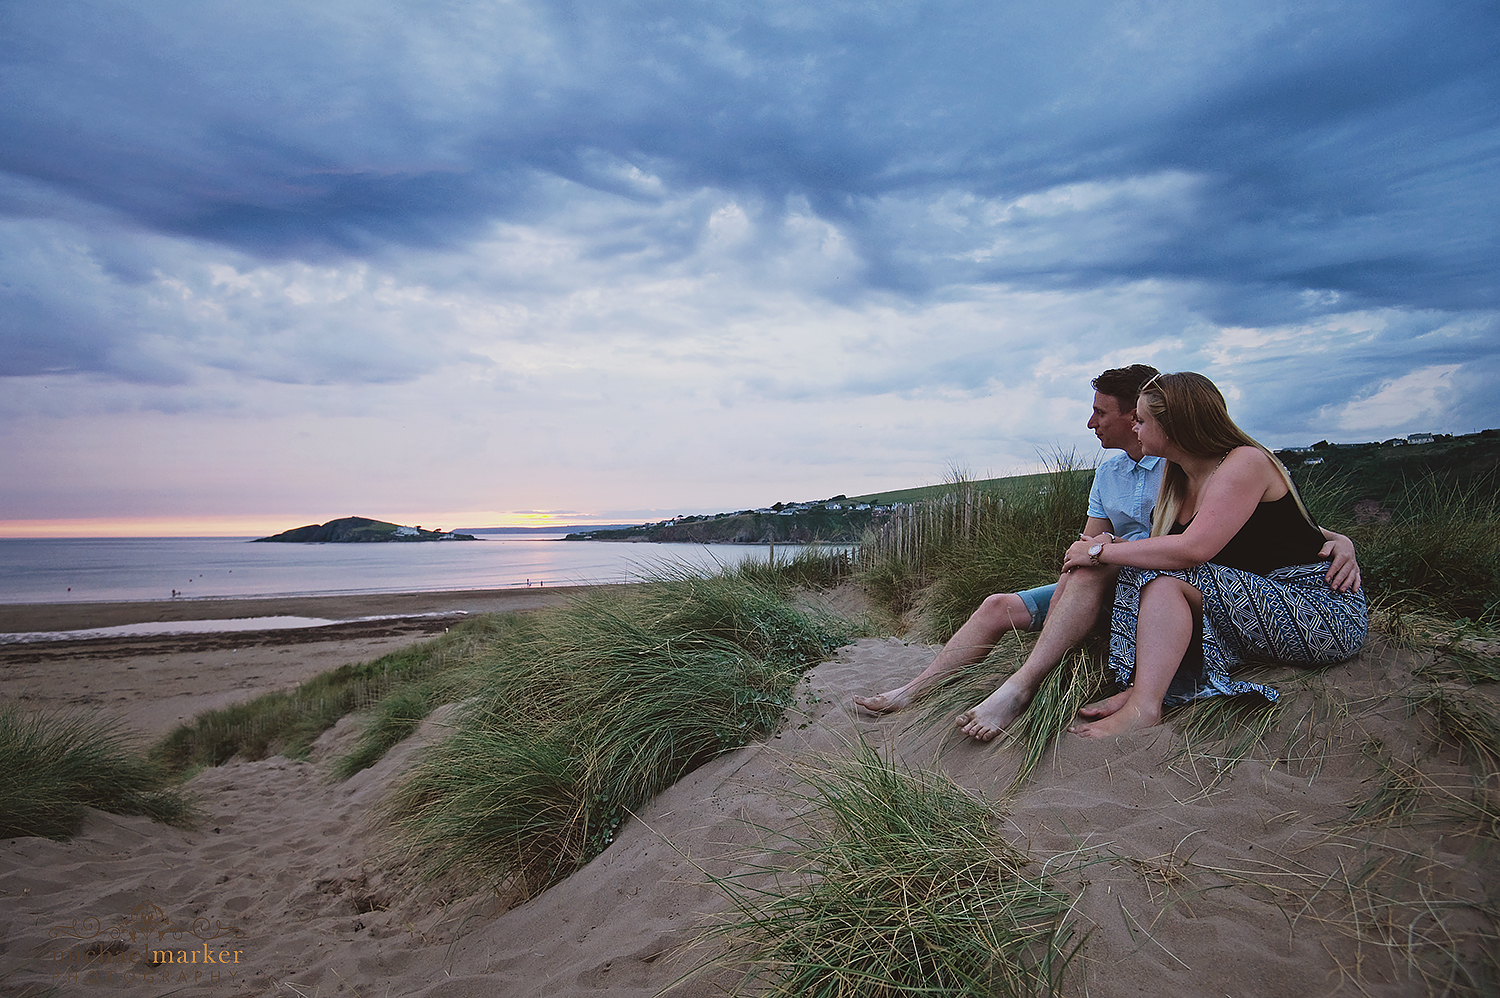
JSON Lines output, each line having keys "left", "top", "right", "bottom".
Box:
{"left": 0, "top": 535, "right": 807, "bottom": 608}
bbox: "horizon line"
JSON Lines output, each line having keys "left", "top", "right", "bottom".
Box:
{"left": 0, "top": 513, "right": 644, "bottom": 540}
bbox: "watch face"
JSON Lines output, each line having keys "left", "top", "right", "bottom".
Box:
{"left": 1089, "top": 544, "right": 1104, "bottom": 557}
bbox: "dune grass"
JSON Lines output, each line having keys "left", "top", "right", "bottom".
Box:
{"left": 328, "top": 614, "right": 537, "bottom": 780}
{"left": 1341, "top": 744, "right": 1427, "bottom": 831}
{"left": 860, "top": 460, "right": 1500, "bottom": 642}
{"left": 1, "top": 703, "right": 197, "bottom": 839}
{"left": 151, "top": 621, "right": 491, "bottom": 775}
{"left": 1416, "top": 637, "right": 1500, "bottom": 686}
{"left": 894, "top": 639, "right": 1113, "bottom": 790}
{"left": 857, "top": 459, "right": 1091, "bottom": 643}
{"left": 1342, "top": 473, "right": 1500, "bottom": 625}
{"left": 852, "top": 458, "right": 1500, "bottom": 810}
{"left": 1162, "top": 693, "right": 1284, "bottom": 795}
{"left": 693, "top": 745, "right": 1078, "bottom": 998}
{"left": 384, "top": 567, "right": 853, "bottom": 899}
{"left": 730, "top": 544, "right": 857, "bottom": 590}
{"left": 143, "top": 558, "right": 853, "bottom": 901}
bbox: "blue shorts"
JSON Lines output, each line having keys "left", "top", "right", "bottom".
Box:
{"left": 1017, "top": 583, "right": 1057, "bottom": 631}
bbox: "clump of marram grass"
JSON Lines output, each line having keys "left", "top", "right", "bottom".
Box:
{"left": 916, "top": 464, "right": 1092, "bottom": 645}
{"left": 151, "top": 619, "right": 492, "bottom": 775}
{"left": 729, "top": 545, "right": 857, "bottom": 590}
{"left": 330, "top": 682, "right": 446, "bottom": 780}
{"left": 1408, "top": 685, "right": 1500, "bottom": 782}
{"left": 386, "top": 567, "right": 853, "bottom": 899}
{"left": 684, "top": 744, "right": 1078, "bottom": 998}
{"left": 1340, "top": 744, "right": 1428, "bottom": 831}
{"left": 898, "top": 639, "right": 1113, "bottom": 791}
{"left": 857, "top": 459, "right": 1091, "bottom": 643}
{"left": 1349, "top": 473, "right": 1500, "bottom": 625}
{"left": 0, "top": 703, "right": 197, "bottom": 839}
{"left": 1163, "top": 688, "right": 1284, "bottom": 795}
{"left": 1415, "top": 637, "right": 1500, "bottom": 686}
{"left": 328, "top": 613, "right": 536, "bottom": 779}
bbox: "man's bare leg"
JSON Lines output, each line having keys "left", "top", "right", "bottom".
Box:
{"left": 854, "top": 592, "right": 1033, "bottom": 713}
{"left": 1069, "top": 576, "right": 1199, "bottom": 738}
{"left": 957, "top": 565, "right": 1116, "bottom": 740}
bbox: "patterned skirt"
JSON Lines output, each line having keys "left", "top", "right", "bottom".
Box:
{"left": 1107, "top": 562, "right": 1369, "bottom": 707}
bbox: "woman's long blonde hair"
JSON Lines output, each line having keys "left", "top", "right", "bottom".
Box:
{"left": 1138, "top": 372, "right": 1313, "bottom": 536}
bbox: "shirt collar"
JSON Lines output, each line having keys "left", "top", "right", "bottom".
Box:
{"left": 1134, "top": 454, "right": 1164, "bottom": 471}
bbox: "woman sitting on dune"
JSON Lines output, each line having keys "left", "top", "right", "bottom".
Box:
{"left": 1059, "top": 371, "right": 1368, "bottom": 738}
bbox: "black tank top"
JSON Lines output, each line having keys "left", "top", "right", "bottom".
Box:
{"left": 1170, "top": 491, "right": 1324, "bottom": 575}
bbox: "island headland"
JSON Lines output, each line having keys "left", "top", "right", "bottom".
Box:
{"left": 254, "top": 516, "right": 477, "bottom": 543}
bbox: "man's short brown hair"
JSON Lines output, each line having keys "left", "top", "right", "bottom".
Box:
{"left": 1092, "top": 364, "right": 1160, "bottom": 413}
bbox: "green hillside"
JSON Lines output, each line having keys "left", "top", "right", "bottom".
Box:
{"left": 568, "top": 430, "right": 1499, "bottom": 544}
{"left": 1283, "top": 431, "right": 1500, "bottom": 508}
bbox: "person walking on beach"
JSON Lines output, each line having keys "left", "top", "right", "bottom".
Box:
{"left": 1060, "top": 372, "right": 1368, "bottom": 737}
{"left": 853, "top": 365, "right": 1360, "bottom": 741}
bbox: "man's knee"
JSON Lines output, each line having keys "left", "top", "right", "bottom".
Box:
{"left": 1067, "top": 564, "right": 1117, "bottom": 592}
{"left": 975, "top": 592, "right": 1032, "bottom": 631}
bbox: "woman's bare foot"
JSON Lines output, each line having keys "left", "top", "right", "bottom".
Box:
{"left": 1068, "top": 692, "right": 1161, "bottom": 737}
{"left": 1077, "top": 689, "right": 1132, "bottom": 719}
{"left": 955, "top": 683, "right": 1033, "bottom": 741}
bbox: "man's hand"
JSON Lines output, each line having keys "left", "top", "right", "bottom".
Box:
{"left": 1320, "top": 530, "right": 1361, "bottom": 592}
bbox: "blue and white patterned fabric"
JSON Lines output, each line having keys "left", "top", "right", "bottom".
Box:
{"left": 1108, "top": 561, "right": 1368, "bottom": 706}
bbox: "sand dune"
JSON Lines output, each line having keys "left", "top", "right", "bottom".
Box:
{"left": 2, "top": 600, "right": 1496, "bottom": 997}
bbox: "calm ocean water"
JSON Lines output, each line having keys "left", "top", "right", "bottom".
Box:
{"left": 0, "top": 536, "right": 794, "bottom": 606}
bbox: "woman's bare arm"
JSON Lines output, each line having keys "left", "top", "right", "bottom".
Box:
{"left": 1061, "top": 447, "right": 1278, "bottom": 572}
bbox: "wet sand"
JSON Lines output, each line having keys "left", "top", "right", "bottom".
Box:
{"left": 0, "top": 586, "right": 602, "bottom": 738}
{"left": 0, "top": 585, "right": 597, "bottom": 634}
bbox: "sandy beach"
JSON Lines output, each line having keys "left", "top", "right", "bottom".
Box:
{"left": 1, "top": 592, "right": 1496, "bottom": 997}
{"left": 0, "top": 588, "right": 592, "bottom": 738}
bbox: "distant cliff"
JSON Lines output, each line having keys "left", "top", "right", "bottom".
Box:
{"left": 254, "top": 517, "right": 478, "bottom": 543}
{"left": 566, "top": 499, "right": 889, "bottom": 544}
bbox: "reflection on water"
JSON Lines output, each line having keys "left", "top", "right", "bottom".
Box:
{"left": 0, "top": 536, "right": 847, "bottom": 606}
{"left": 0, "top": 612, "right": 465, "bottom": 643}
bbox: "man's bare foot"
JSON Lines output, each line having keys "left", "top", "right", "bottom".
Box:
{"left": 1068, "top": 693, "right": 1161, "bottom": 737}
{"left": 853, "top": 683, "right": 925, "bottom": 713}
{"left": 955, "top": 684, "right": 1032, "bottom": 741}
{"left": 1077, "top": 689, "right": 1132, "bottom": 719}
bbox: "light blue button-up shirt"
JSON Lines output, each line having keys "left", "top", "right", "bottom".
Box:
{"left": 1087, "top": 452, "right": 1165, "bottom": 540}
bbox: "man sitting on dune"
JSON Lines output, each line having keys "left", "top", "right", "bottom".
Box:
{"left": 854, "top": 364, "right": 1362, "bottom": 740}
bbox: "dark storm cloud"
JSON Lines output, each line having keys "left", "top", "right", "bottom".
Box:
{"left": 0, "top": 287, "right": 116, "bottom": 377}
{"left": 3, "top": 0, "right": 1494, "bottom": 309}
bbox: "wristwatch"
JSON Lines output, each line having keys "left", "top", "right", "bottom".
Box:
{"left": 1087, "top": 542, "right": 1105, "bottom": 565}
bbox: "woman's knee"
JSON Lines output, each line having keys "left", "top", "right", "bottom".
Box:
{"left": 1140, "top": 575, "right": 1202, "bottom": 611}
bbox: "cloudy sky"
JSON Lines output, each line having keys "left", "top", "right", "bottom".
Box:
{"left": 3, "top": 0, "right": 1497, "bottom": 536}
